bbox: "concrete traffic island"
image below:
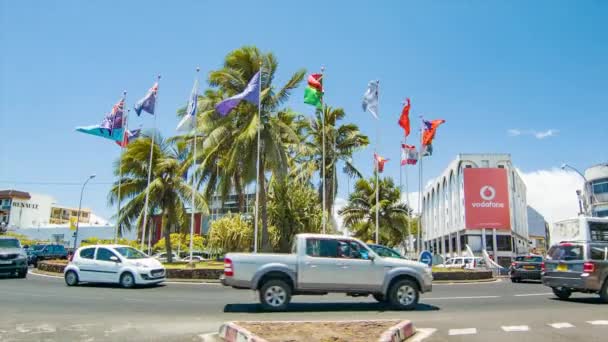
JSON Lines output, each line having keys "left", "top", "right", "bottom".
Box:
{"left": 218, "top": 320, "right": 415, "bottom": 342}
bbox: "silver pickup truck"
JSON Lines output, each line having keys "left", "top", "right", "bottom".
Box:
{"left": 221, "top": 233, "right": 432, "bottom": 311}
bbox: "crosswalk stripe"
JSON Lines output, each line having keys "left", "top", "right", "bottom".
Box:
{"left": 501, "top": 325, "right": 529, "bottom": 332}
{"left": 587, "top": 320, "right": 608, "bottom": 325}
{"left": 448, "top": 328, "right": 477, "bottom": 335}
{"left": 549, "top": 322, "right": 574, "bottom": 329}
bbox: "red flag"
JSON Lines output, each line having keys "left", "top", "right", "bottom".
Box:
{"left": 307, "top": 73, "right": 323, "bottom": 92}
{"left": 401, "top": 144, "right": 418, "bottom": 165}
{"left": 374, "top": 153, "right": 389, "bottom": 173}
{"left": 422, "top": 119, "right": 445, "bottom": 146}
{"left": 398, "top": 98, "right": 411, "bottom": 137}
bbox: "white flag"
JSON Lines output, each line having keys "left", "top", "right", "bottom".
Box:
{"left": 176, "top": 79, "right": 199, "bottom": 132}
{"left": 362, "top": 80, "right": 379, "bottom": 119}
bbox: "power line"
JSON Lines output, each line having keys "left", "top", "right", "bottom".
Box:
{"left": 0, "top": 181, "right": 113, "bottom": 186}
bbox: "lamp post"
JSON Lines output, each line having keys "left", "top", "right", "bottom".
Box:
{"left": 561, "top": 163, "right": 593, "bottom": 216}
{"left": 73, "top": 174, "right": 96, "bottom": 249}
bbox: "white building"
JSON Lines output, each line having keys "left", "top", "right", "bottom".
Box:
{"left": 584, "top": 163, "right": 608, "bottom": 217}
{"left": 421, "top": 154, "right": 529, "bottom": 268}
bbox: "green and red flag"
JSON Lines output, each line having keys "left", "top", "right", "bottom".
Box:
{"left": 304, "top": 73, "right": 323, "bottom": 109}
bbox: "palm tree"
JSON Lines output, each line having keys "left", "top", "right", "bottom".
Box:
{"left": 198, "top": 46, "right": 305, "bottom": 251}
{"left": 338, "top": 175, "right": 411, "bottom": 246}
{"left": 296, "top": 105, "right": 369, "bottom": 228}
{"left": 108, "top": 132, "right": 208, "bottom": 262}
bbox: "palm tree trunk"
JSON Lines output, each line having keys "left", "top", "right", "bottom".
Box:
{"left": 259, "top": 162, "right": 271, "bottom": 252}
{"left": 164, "top": 213, "right": 173, "bottom": 263}
{"left": 234, "top": 173, "right": 245, "bottom": 213}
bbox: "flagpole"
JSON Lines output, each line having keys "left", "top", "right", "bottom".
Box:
{"left": 141, "top": 75, "right": 160, "bottom": 252}
{"left": 321, "top": 66, "right": 326, "bottom": 234}
{"left": 375, "top": 80, "right": 380, "bottom": 245}
{"left": 189, "top": 67, "right": 200, "bottom": 262}
{"left": 417, "top": 121, "right": 423, "bottom": 254}
{"left": 115, "top": 96, "right": 128, "bottom": 244}
{"left": 254, "top": 62, "right": 262, "bottom": 253}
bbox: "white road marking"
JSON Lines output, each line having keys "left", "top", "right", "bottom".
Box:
{"left": 199, "top": 333, "right": 221, "bottom": 341}
{"left": 549, "top": 322, "right": 574, "bottom": 329}
{"left": 501, "top": 325, "right": 529, "bottom": 332}
{"left": 409, "top": 328, "right": 437, "bottom": 342}
{"left": 426, "top": 295, "right": 500, "bottom": 300}
{"left": 448, "top": 328, "right": 477, "bottom": 335}
{"left": 15, "top": 325, "right": 30, "bottom": 333}
{"left": 588, "top": 320, "right": 608, "bottom": 325}
{"left": 514, "top": 293, "right": 553, "bottom": 297}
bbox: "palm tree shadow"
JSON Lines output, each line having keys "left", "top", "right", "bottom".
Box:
{"left": 223, "top": 302, "right": 439, "bottom": 313}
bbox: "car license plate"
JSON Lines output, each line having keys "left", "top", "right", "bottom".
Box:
{"left": 0, "top": 260, "right": 11, "bottom": 265}
{"left": 524, "top": 265, "right": 535, "bottom": 270}
{"left": 556, "top": 264, "right": 568, "bottom": 272}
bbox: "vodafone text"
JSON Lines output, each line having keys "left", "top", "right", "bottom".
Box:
{"left": 471, "top": 201, "right": 505, "bottom": 208}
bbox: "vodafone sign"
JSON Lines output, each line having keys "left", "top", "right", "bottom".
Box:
{"left": 464, "top": 168, "right": 511, "bottom": 230}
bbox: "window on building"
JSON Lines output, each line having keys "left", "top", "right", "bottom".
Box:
{"left": 592, "top": 179, "right": 608, "bottom": 194}
{"left": 481, "top": 160, "right": 489, "bottom": 168}
{"left": 498, "top": 165, "right": 505, "bottom": 169}
{"left": 497, "top": 235, "right": 512, "bottom": 251}
{"left": 595, "top": 209, "right": 608, "bottom": 218}
{"left": 485, "top": 234, "right": 494, "bottom": 251}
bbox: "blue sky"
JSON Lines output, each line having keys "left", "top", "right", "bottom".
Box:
{"left": 1, "top": 0, "right": 607, "bottom": 221}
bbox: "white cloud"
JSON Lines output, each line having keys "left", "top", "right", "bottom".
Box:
{"left": 507, "top": 128, "right": 559, "bottom": 139}
{"left": 518, "top": 168, "right": 583, "bottom": 224}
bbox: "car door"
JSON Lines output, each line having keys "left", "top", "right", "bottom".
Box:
{"left": 298, "top": 238, "right": 344, "bottom": 291}
{"left": 90, "top": 247, "right": 122, "bottom": 283}
{"left": 331, "top": 240, "right": 384, "bottom": 291}
{"left": 75, "top": 247, "right": 97, "bottom": 282}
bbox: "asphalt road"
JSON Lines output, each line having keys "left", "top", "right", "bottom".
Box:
{"left": 0, "top": 272, "right": 606, "bottom": 342}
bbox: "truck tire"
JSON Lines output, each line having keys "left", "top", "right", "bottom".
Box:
{"left": 552, "top": 287, "right": 572, "bottom": 300}
{"left": 388, "top": 279, "right": 419, "bottom": 310}
{"left": 600, "top": 279, "right": 608, "bottom": 303}
{"left": 259, "top": 279, "right": 291, "bottom": 311}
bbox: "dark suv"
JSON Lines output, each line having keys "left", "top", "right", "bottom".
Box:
{"left": 510, "top": 255, "right": 543, "bottom": 282}
{"left": 0, "top": 236, "right": 28, "bottom": 278}
{"left": 542, "top": 241, "right": 608, "bottom": 302}
{"left": 29, "top": 244, "right": 68, "bottom": 267}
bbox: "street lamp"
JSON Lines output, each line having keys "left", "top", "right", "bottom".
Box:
{"left": 73, "top": 174, "right": 96, "bottom": 249}
{"left": 561, "top": 163, "right": 595, "bottom": 216}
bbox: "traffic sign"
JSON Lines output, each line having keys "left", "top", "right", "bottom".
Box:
{"left": 419, "top": 250, "right": 433, "bottom": 266}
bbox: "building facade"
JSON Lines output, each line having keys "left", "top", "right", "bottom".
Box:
{"left": 49, "top": 205, "right": 92, "bottom": 225}
{"left": 0, "top": 190, "right": 54, "bottom": 229}
{"left": 421, "top": 154, "right": 529, "bottom": 268}
{"left": 584, "top": 163, "right": 608, "bottom": 217}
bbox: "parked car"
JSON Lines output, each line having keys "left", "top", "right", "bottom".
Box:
{"left": 221, "top": 233, "right": 432, "bottom": 311}
{"left": 437, "top": 257, "right": 486, "bottom": 269}
{"left": 0, "top": 236, "right": 28, "bottom": 278}
{"left": 367, "top": 244, "right": 406, "bottom": 259}
{"left": 64, "top": 245, "right": 165, "bottom": 288}
{"left": 152, "top": 252, "right": 180, "bottom": 262}
{"left": 510, "top": 255, "right": 543, "bottom": 282}
{"left": 181, "top": 255, "right": 205, "bottom": 262}
{"left": 29, "top": 244, "right": 68, "bottom": 267}
{"left": 542, "top": 241, "right": 608, "bottom": 302}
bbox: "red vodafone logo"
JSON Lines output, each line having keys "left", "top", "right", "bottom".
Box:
{"left": 480, "top": 185, "right": 496, "bottom": 201}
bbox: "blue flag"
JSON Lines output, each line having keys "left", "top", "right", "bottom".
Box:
{"left": 176, "top": 79, "right": 199, "bottom": 131}
{"left": 76, "top": 96, "right": 125, "bottom": 143}
{"left": 134, "top": 82, "right": 158, "bottom": 116}
{"left": 215, "top": 71, "right": 260, "bottom": 116}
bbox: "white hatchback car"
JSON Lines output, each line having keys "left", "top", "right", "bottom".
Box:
{"left": 64, "top": 245, "right": 165, "bottom": 288}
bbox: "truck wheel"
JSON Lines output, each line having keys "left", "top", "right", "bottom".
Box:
{"left": 552, "top": 287, "right": 572, "bottom": 300}
{"left": 372, "top": 294, "right": 387, "bottom": 303}
{"left": 259, "top": 279, "right": 291, "bottom": 311}
{"left": 388, "top": 279, "right": 419, "bottom": 310}
{"left": 599, "top": 279, "right": 608, "bottom": 303}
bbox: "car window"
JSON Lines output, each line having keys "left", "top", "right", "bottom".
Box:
{"left": 115, "top": 247, "right": 146, "bottom": 259}
{"left": 590, "top": 245, "right": 608, "bottom": 261}
{"left": 345, "top": 241, "right": 370, "bottom": 260}
{"left": 370, "top": 245, "right": 400, "bottom": 258}
{"left": 454, "top": 258, "right": 463, "bottom": 265}
{"left": 96, "top": 248, "right": 118, "bottom": 262}
{"left": 445, "top": 259, "right": 453, "bottom": 265}
{"left": 547, "top": 245, "right": 585, "bottom": 261}
{"left": 79, "top": 247, "right": 95, "bottom": 259}
{"left": 519, "top": 256, "right": 543, "bottom": 262}
{"left": 306, "top": 238, "right": 338, "bottom": 258}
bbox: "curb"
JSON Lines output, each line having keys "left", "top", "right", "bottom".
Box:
{"left": 219, "top": 322, "right": 267, "bottom": 342}
{"left": 218, "top": 320, "right": 415, "bottom": 342}
{"left": 433, "top": 278, "right": 498, "bottom": 284}
{"left": 379, "top": 320, "right": 415, "bottom": 342}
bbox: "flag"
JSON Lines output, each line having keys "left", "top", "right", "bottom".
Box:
{"left": 115, "top": 128, "right": 142, "bottom": 147}
{"left": 362, "top": 80, "right": 379, "bottom": 119}
{"left": 134, "top": 82, "right": 158, "bottom": 116}
{"left": 398, "top": 98, "right": 411, "bottom": 137}
{"left": 215, "top": 71, "right": 261, "bottom": 116}
{"left": 401, "top": 144, "right": 418, "bottom": 165}
{"left": 176, "top": 79, "right": 199, "bottom": 131}
{"left": 421, "top": 143, "right": 433, "bottom": 156}
{"left": 374, "top": 153, "right": 389, "bottom": 173}
{"left": 76, "top": 96, "right": 126, "bottom": 142}
{"left": 304, "top": 73, "right": 323, "bottom": 109}
{"left": 422, "top": 119, "right": 445, "bottom": 146}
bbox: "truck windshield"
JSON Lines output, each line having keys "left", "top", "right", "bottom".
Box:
{"left": 0, "top": 239, "right": 20, "bottom": 248}
{"left": 547, "top": 245, "right": 584, "bottom": 261}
